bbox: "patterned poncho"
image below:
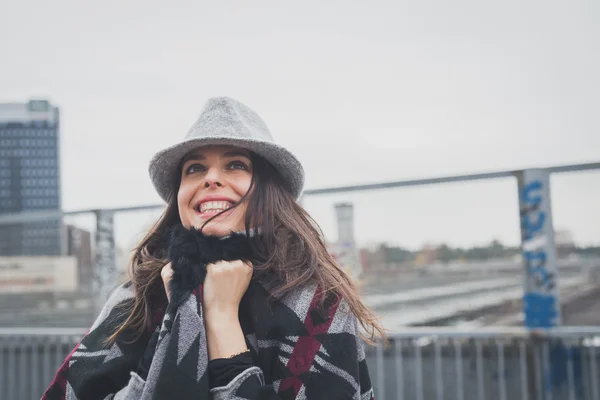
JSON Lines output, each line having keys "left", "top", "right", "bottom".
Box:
{"left": 42, "top": 226, "right": 375, "bottom": 399}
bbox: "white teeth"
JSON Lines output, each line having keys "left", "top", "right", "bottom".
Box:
{"left": 199, "top": 201, "right": 232, "bottom": 213}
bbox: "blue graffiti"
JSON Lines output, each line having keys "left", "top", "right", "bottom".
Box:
{"left": 524, "top": 249, "right": 546, "bottom": 265}
{"left": 521, "top": 180, "right": 546, "bottom": 239}
{"left": 522, "top": 180, "right": 543, "bottom": 206}
{"left": 529, "top": 267, "right": 555, "bottom": 290}
{"left": 523, "top": 211, "right": 546, "bottom": 239}
{"left": 525, "top": 250, "right": 555, "bottom": 290}
{"left": 521, "top": 178, "right": 558, "bottom": 328}
{"left": 523, "top": 293, "right": 558, "bottom": 328}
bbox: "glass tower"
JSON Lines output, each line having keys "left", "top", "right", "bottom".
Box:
{"left": 0, "top": 100, "right": 62, "bottom": 256}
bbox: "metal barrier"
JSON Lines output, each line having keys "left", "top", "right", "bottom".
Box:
{"left": 1, "top": 327, "right": 599, "bottom": 400}
{"left": 366, "top": 327, "right": 600, "bottom": 400}
{"left": 0, "top": 328, "right": 85, "bottom": 400}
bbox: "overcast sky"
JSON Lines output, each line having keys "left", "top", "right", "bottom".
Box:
{"left": 1, "top": 0, "right": 599, "bottom": 249}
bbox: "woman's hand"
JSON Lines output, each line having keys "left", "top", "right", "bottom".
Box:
{"left": 203, "top": 260, "right": 253, "bottom": 360}
{"left": 160, "top": 260, "right": 252, "bottom": 310}
{"left": 161, "top": 260, "right": 252, "bottom": 360}
{"left": 160, "top": 262, "right": 174, "bottom": 303}
{"left": 203, "top": 260, "right": 253, "bottom": 319}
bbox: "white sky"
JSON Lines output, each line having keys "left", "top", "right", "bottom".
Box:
{"left": 1, "top": 0, "right": 599, "bottom": 249}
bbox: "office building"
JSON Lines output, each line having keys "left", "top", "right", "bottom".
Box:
{"left": 0, "top": 100, "right": 62, "bottom": 256}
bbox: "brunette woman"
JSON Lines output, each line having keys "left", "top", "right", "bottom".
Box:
{"left": 43, "top": 97, "right": 385, "bottom": 400}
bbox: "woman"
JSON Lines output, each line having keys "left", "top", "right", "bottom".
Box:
{"left": 42, "top": 97, "right": 385, "bottom": 400}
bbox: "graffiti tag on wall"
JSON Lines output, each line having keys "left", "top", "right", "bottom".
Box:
{"left": 519, "top": 170, "right": 560, "bottom": 328}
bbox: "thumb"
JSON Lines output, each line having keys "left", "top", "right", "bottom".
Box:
{"left": 161, "top": 263, "right": 173, "bottom": 302}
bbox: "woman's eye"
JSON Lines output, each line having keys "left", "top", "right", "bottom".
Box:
{"left": 185, "top": 164, "right": 206, "bottom": 174}
{"left": 229, "top": 161, "right": 249, "bottom": 170}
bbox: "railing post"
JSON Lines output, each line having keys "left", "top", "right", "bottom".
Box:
{"left": 516, "top": 169, "right": 561, "bottom": 329}
{"left": 93, "top": 209, "right": 117, "bottom": 315}
{"left": 526, "top": 336, "right": 541, "bottom": 400}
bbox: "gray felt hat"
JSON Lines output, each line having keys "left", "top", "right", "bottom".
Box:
{"left": 149, "top": 97, "right": 305, "bottom": 202}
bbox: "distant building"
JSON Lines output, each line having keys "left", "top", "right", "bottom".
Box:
{"left": 0, "top": 256, "right": 77, "bottom": 293}
{"left": 65, "top": 225, "right": 93, "bottom": 291}
{"left": 555, "top": 229, "right": 574, "bottom": 247}
{"left": 0, "top": 100, "right": 62, "bottom": 256}
{"left": 359, "top": 244, "right": 415, "bottom": 279}
{"left": 555, "top": 228, "right": 576, "bottom": 258}
{"left": 415, "top": 244, "right": 437, "bottom": 266}
{"left": 327, "top": 241, "right": 362, "bottom": 278}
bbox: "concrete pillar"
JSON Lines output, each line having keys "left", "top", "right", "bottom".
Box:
{"left": 93, "top": 210, "right": 117, "bottom": 315}
{"left": 517, "top": 169, "right": 561, "bottom": 328}
{"left": 334, "top": 203, "right": 362, "bottom": 279}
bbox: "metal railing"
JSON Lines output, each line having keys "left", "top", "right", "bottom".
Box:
{"left": 0, "top": 328, "right": 86, "bottom": 400}
{"left": 1, "top": 327, "right": 599, "bottom": 400}
{"left": 366, "top": 327, "right": 600, "bottom": 400}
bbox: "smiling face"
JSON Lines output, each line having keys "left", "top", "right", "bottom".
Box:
{"left": 177, "top": 145, "right": 253, "bottom": 237}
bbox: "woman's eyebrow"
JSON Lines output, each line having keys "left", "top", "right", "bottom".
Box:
{"left": 182, "top": 153, "right": 206, "bottom": 164}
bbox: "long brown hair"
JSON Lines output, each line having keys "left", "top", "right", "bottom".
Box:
{"left": 108, "top": 152, "right": 386, "bottom": 344}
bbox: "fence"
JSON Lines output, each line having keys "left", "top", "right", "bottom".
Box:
{"left": 368, "top": 327, "right": 600, "bottom": 400}
{"left": 1, "top": 327, "right": 599, "bottom": 400}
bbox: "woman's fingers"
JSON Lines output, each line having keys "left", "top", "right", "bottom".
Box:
{"left": 161, "top": 262, "right": 174, "bottom": 302}
{"left": 203, "top": 260, "right": 253, "bottom": 317}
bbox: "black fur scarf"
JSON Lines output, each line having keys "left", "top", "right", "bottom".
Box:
{"left": 166, "top": 224, "right": 262, "bottom": 308}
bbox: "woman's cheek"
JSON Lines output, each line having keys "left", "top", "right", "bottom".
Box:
{"left": 178, "top": 181, "right": 195, "bottom": 204}
{"left": 177, "top": 184, "right": 195, "bottom": 227}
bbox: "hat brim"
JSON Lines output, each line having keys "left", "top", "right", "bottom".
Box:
{"left": 149, "top": 136, "right": 305, "bottom": 202}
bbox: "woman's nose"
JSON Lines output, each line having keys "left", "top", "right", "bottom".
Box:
{"left": 203, "top": 167, "right": 223, "bottom": 188}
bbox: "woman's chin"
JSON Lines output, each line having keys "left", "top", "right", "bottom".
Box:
{"left": 191, "top": 221, "right": 235, "bottom": 237}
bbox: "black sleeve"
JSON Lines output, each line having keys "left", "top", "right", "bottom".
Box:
{"left": 208, "top": 352, "right": 255, "bottom": 389}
